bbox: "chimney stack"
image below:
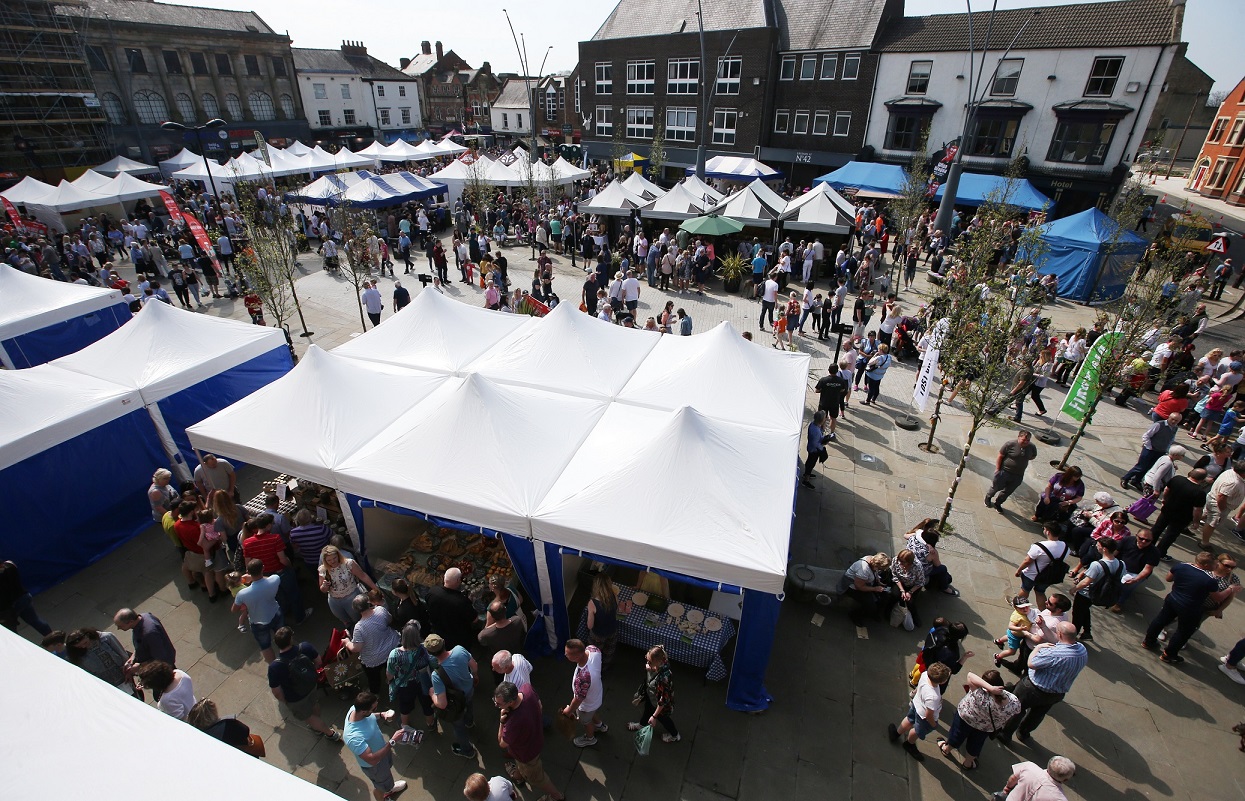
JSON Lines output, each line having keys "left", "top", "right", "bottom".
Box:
{"left": 400, "top": 57, "right": 411, "bottom": 70}
{"left": 481, "top": 61, "right": 491, "bottom": 74}
{"left": 435, "top": 41, "right": 443, "bottom": 60}
{"left": 421, "top": 41, "right": 431, "bottom": 55}
{"left": 341, "top": 40, "right": 367, "bottom": 57}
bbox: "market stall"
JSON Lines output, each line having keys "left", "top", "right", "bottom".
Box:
{"left": 0, "top": 264, "right": 130, "bottom": 369}
{"left": 93, "top": 154, "right": 159, "bottom": 176}
{"left": 689, "top": 156, "right": 782, "bottom": 183}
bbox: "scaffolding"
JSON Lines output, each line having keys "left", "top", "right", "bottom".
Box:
{"left": 0, "top": 0, "right": 111, "bottom": 181}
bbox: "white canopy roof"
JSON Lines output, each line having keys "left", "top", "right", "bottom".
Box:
{"left": 680, "top": 174, "right": 724, "bottom": 204}
{"left": 303, "top": 146, "right": 373, "bottom": 172}
{"left": 550, "top": 156, "right": 590, "bottom": 182}
{"left": 780, "top": 183, "right": 855, "bottom": 234}
{"left": 384, "top": 140, "right": 428, "bottom": 162}
{"left": 0, "top": 175, "right": 55, "bottom": 205}
{"left": 700, "top": 155, "right": 781, "bottom": 181}
{"left": 25, "top": 179, "right": 116, "bottom": 212}
{"left": 469, "top": 301, "right": 660, "bottom": 398}
{"left": 641, "top": 181, "right": 708, "bottom": 220}
{"left": 617, "top": 321, "right": 807, "bottom": 432}
{"left": 707, "top": 179, "right": 787, "bottom": 227}
{"left": 579, "top": 180, "right": 647, "bottom": 216}
{"left": 429, "top": 156, "right": 490, "bottom": 182}
{"left": 355, "top": 141, "right": 393, "bottom": 159}
{"left": 336, "top": 374, "right": 611, "bottom": 537}
{"left": 0, "top": 627, "right": 342, "bottom": 801}
{"left": 331, "top": 288, "right": 527, "bottom": 373}
{"left": 283, "top": 140, "right": 313, "bottom": 156}
{"left": 109, "top": 172, "right": 168, "bottom": 202}
{"left": 159, "top": 148, "right": 203, "bottom": 172}
{"left": 0, "top": 264, "right": 126, "bottom": 369}
{"left": 0, "top": 363, "right": 142, "bottom": 470}
{"left": 187, "top": 346, "right": 448, "bottom": 486}
{"left": 481, "top": 158, "right": 522, "bottom": 187}
{"left": 71, "top": 169, "right": 116, "bottom": 193}
{"left": 436, "top": 138, "right": 468, "bottom": 155}
{"left": 228, "top": 152, "right": 269, "bottom": 179}
{"left": 532, "top": 404, "right": 798, "bottom": 592}
{"left": 287, "top": 172, "right": 356, "bottom": 204}
{"left": 259, "top": 147, "right": 312, "bottom": 178}
{"left": 93, "top": 155, "right": 159, "bottom": 176}
{"left": 49, "top": 300, "right": 286, "bottom": 402}
{"left": 622, "top": 171, "right": 665, "bottom": 200}
{"left": 170, "top": 158, "right": 242, "bottom": 184}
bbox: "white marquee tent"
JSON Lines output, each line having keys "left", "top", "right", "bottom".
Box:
{"left": 159, "top": 148, "right": 204, "bottom": 174}
{"left": 779, "top": 182, "right": 855, "bottom": 235}
{"left": 93, "top": 154, "right": 159, "bottom": 176}
{"left": 550, "top": 156, "right": 591, "bottom": 182}
{"left": 579, "top": 180, "right": 647, "bottom": 216}
{"left": 622, "top": 171, "right": 665, "bottom": 201}
{"left": 0, "top": 264, "right": 130, "bottom": 369}
{"left": 0, "top": 175, "right": 55, "bottom": 205}
{"left": 71, "top": 169, "right": 116, "bottom": 193}
{"left": 706, "top": 178, "right": 787, "bottom": 227}
{"left": 641, "top": 181, "right": 709, "bottom": 221}
{"left": 109, "top": 172, "right": 168, "bottom": 202}
{"left": 283, "top": 140, "right": 313, "bottom": 156}
{"left": 681, "top": 174, "right": 725, "bottom": 205}
{"left": 691, "top": 155, "right": 782, "bottom": 182}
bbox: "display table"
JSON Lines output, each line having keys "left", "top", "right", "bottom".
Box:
{"left": 577, "top": 583, "right": 736, "bottom": 681}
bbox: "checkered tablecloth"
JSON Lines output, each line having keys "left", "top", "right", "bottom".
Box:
{"left": 577, "top": 583, "right": 736, "bottom": 681}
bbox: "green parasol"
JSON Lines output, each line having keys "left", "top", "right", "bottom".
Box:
{"left": 678, "top": 214, "right": 745, "bottom": 236}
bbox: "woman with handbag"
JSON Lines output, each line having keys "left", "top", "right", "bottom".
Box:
{"left": 937, "top": 670, "right": 1021, "bottom": 770}
{"left": 626, "top": 645, "right": 679, "bottom": 743}
{"left": 188, "top": 698, "right": 264, "bottom": 757}
{"left": 388, "top": 621, "right": 436, "bottom": 732}
{"left": 318, "top": 545, "right": 378, "bottom": 631}
{"left": 891, "top": 549, "right": 926, "bottom": 629}
{"left": 1032, "top": 466, "right": 1084, "bottom": 523}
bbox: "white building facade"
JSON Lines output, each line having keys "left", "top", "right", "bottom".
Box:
{"left": 866, "top": 0, "right": 1184, "bottom": 213}
{"left": 293, "top": 42, "right": 422, "bottom": 146}
{"left": 490, "top": 78, "right": 534, "bottom": 139}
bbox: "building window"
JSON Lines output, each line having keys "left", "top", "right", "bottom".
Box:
{"left": 125, "top": 48, "right": 147, "bottom": 73}
{"left": 842, "top": 54, "right": 861, "bottom": 81}
{"left": 399, "top": 85, "right": 407, "bottom": 97}
{"left": 779, "top": 56, "right": 796, "bottom": 81}
{"left": 820, "top": 55, "right": 837, "bottom": 80}
{"left": 711, "top": 109, "right": 737, "bottom": 144}
{"left": 626, "top": 61, "right": 655, "bottom": 94}
{"left": 379, "top": 108, "right": 391, "bottom": 126}
{"left": 833, "top": 111, "right": 851, "bottom": 136}
{"left": 132, "top": 90, "right": 168, "bottom": 124}
{"left": 799, "top": 56, "right": 817, "bottom": 81}
{"left": 1084, "top": 56, "right": 1123, "bottom": 97}
{"left": 502, "top": 112, "right": 509, "bottom": 129}
{"left": 471, "top": 101, "right": 485, "bottom": 118}
{"left": 244, "top": 55, "right": 260, "bottom": 76}
{"left": 516, "top": 113, "right": 523, "bottom": 128}
{"left": 85, "top": 44, "right": 109, "bottom": 71}
{"left": 162, "top": 50, "right": 182, "bottom": 74}
{"left": 174, "top": 93, "right": 195, "bottom": 121}
{"left": 595, "top": 106, "right": 612, "bottom": 136}
{"left": 774, "top": 109, "right": 790, "bottom": 133}
{"left": 190, "top": 53, "right": 208, "bottom": 75}
{"left": 716, "top": 56, "right": 741, "bottom": 95}
{"left": 793, "top": 110, "right": 809, "bottom": 134}
{"left": 280, "top": 94, "right": 295, "bottom": 118}
{"left": 1207, "top": 158, "right": 1237, "bottom": 189}
{"left": 969, "top": 117, "right": 1019, "bottom": 157}
{"left": 214, "top": 53, "right": 232, "bottom": 75}
{"left": 400, "top": 108, "right": 411, "bottom": 125}
{"left": 812, "top": 111, "right": 830, "bottom": 136}
{"left": 317, "top": 109, "right": 332, "bottom": 127}
{"left": 559, "top": 88, "right": 565, "bottom": 109}
{"left": 667, "top": 58, "right": 699, "bottom": 94}
{"left": 377, "top": 85, "right": 385, "bottom": 98}
{"left": 992, "top": 58, "right": 1023, "bottom": 97}
{"left": 595, "top": 62, "right": 612, "bottom": 94}
{"left": 666, "top": 107, "right": 696, "bottom": 142}
{"left": 100, "top": 92, "right": 126, "bottom": 124}
{"left": 224, "top": 93, "right": 243, "bottom": 120}
{"left": 575, "top": 81, "right": 580, "bottom": 113}
{"left": 626, "top": 106, "right": 654, "bottom": 138}
{"left": 1234, "top": 169, "right": 1245, "bottom": 196}
{"left": 1209, "top": 117, "right": 1228, "bottom": 142}
{"left": 340, "top": 83, "right": 351, "bottom": 99}
{"left": 546, "top": 90, "right": 557, "bottom": 122}
{"left": 343, "top": 108, "right": 356, "bottom": 125}
{"left": 885, "top": 114, "right": 924, "bottom": 151}
{"left": 1047, "top": 119, "right": 1117, "bottom": 164}
{"left": 271, "top": 56, "right": 287, "bottom": 77}
{"left": 313, "top": 83, "right": 327, "bottom": 100}
{"left": 907, "top": 61, "right": 932, "bottom": 95}
{"left": 249, "top": 91, "right": 275, "bottom": 121}
{"left": 1228, "top": 117, "right": 1245, "bottom": 146}
{"left": 201, "top": 93, "right": 219, "bottom": 118}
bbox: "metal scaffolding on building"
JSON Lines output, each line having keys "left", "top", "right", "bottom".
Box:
{"left": 0, "top": 0, "right": 111, "bottom": 182}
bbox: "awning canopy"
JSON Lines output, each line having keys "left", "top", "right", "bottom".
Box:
{"left": 93, "top": 155, "right": 159, "bottom": 176}
{"left": 815, "top": 161, "right": 1053, "bottom": 210}
{"left": 641, "top": 181, "right": 709, "bottom": 220}
{"left": 579, "top": 180, "right": 647, "bottom": 216}
{"left": 0, "top": 264, "right": 130, "bottom": 369}
{"left": 814, "top": 162, "right": 908, "bottom": 199}
{"left": 688, "top": 156, "right": 782, "bottom": 182}
{"left": 780, "top": 183, "right": 856, "bottom": 234}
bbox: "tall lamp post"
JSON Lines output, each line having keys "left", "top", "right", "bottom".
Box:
{"left": 161, "top": 118, "right": 227, "bottom": 199}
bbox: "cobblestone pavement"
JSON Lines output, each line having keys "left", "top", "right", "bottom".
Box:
{"left": 23, "top": 227, "right": 1245, "bottom": 801}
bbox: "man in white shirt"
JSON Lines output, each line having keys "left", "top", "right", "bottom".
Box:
{"left": 759, "top": 276, "right": 780, "bottom": 330}
{"left": 361, "top": 280, "right": 384, "bottom": 328}
{"left": 491, "top": 650, "right": 533, "bottom": 689}
{"left": 621, "top": 270, "right": 641, "bottom": 316}
{"left": 561, "top": 639, "right": 605, "bottom": 748}
{"left": 888, "top": 662, "right": 951, "bottom": 761}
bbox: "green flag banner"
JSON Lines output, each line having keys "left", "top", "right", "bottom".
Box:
{"left": 1061, "top": 332, "right": 1124, "bottom": 422}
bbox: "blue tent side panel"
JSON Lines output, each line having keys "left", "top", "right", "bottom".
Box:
{"left": 726, "top": 590, "right": 781, "bottom": 712}
{"left": 935, "top": 173, "right": 1052, "bottom": 211}
{"left": 813, "top": 162, "right": 906, "bottom": 196}
{"left": 160, "top": 345, "right": 294, "bottom": 467}
{"left": 1034, "top": 208, "right": 1147, "bottom": 302}
{"left": 1, "top": 301, "right": 131, "bottom": 369}
{"left": 0, "top": 409, "right": 168, "bottom": 594}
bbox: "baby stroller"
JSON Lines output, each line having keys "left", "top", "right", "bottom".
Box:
{"left": 893, "top": 316, "right": 923, "bottom": 361}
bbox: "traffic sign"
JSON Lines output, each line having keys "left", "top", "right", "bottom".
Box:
{"left": 1206, "top": 235, "right": 1228, "bottom": 255}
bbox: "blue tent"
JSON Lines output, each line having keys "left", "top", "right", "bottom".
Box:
{"left": 0, "top": 265, "right": 131, "bottom": 369}
{"left": 1031, "top": 207, "right": 1147, "bottom": 303}
{"left": 0, "top": 367, "right": 167, "bottom": 593}
{"left": 815, "top": 163, "right": 1052, "bottom": 211}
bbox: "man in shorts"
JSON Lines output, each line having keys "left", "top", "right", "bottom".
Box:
{"left": 232, "top": 559, "right": 282, "bottom": 663}
{"left": 1198, "top": 462, "right": 1245, "bottom": 550}
{"left": 495, "top": 681, "right": 565, "bottom": 800}
{"left": 269, "top": 627, "right": 342, "bottom": 742}
{"left": 814, "top": 362, "right": 851, "bottom": 439}
{"left": 343, "top": 692, "right": 407, "bottom": 801}
{"left": 888, "top": 661, "right": 951, "bottom": 761}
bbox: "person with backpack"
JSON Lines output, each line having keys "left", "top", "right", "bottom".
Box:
{"left": 426, "top": 632, "right": 478, "bottom": 759}
{"left": 1014, "top": 523, "right": 1070, "bottom": 609}
{"left": 1069, "top": 538, "right": 1123, "bottom": 642}
{"left": 267, "top": 626, "right": 342, "bottom": 742}
{"left": 1143, "top": 551, "right": 1243, "bottom": 664}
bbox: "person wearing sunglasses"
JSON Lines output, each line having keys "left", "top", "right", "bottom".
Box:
{"left": 1110, "top": 528, "right": 1162, "bottom": 614}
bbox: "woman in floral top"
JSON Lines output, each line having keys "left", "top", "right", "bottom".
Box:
{"left": 627, "top": 645, "right": 679, "bottom": 743}
{"left": 1069, "top": 511, "right": 1130, "bottom": 580}
{"left": 938, "top": 670, "right": 1021, "bottom": 770}
{"left": 892, "top": 549, "right": 927, "bottom": 625}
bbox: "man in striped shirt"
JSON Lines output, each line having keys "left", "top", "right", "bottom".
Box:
{"left": 242, "top": 515, "right": 310, "bottom": 626}
{"left": 998, "top": 622, "right": 1087, "bottom": 744}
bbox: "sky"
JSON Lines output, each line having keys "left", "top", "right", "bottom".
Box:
{"left": 184, "top": 0, "right": 1238, "bottom": 92}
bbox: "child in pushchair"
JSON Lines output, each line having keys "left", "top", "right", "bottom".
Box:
{"left": 893, "top": 316, "right": 923, "bottom": 361}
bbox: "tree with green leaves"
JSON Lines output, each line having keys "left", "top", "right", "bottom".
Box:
{"left": 648, "top": 114, "right": 667, "bottom": 183}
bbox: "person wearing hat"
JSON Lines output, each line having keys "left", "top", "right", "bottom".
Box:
{"left": 424, "top": 633, "right": 477, "bottom": 759}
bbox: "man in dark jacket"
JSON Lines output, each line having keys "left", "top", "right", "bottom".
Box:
{"left": 426, "top": 567, "right": 478, "bottom": 650}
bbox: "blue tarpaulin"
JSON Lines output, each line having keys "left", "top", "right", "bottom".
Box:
{"left": 1030, "top": 207, "right": 1147, "bottom": 303}
{"left": 814, "top": 162, "right": 908, "bottom": 198}
{"left": 815, "top": 162, "right": 1053, "bottom": 211}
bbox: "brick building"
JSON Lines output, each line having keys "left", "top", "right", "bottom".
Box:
{"left": 400, "top": 40, "right": 500, "bottom": 134}
{"left": 59, "top": 0, "right": 308, "bottom": 163}
{"left": 1187, "top": 75, "right": 1245, "bottom": 205}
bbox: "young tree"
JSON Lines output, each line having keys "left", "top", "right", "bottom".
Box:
{"left": 234, "top": 180, "right": 312, "bottom": 345}
{"left": 647, "top": 114, "right": 667, "bottom": 184}
{"left": 887, "top": 128, "right": 933, "bottom": 297}
{"left": 462, "top": 153, "right": 492, "bottom": 222}
{"left": 330, "top": 200, "right": 377, "bottom": 332}
{"left": 932, "top": 177, "right": 1051, "bottom": 531}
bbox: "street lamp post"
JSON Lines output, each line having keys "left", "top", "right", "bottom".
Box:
{"left": 161, "top": 118, "right": 227, "bottom": 200}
